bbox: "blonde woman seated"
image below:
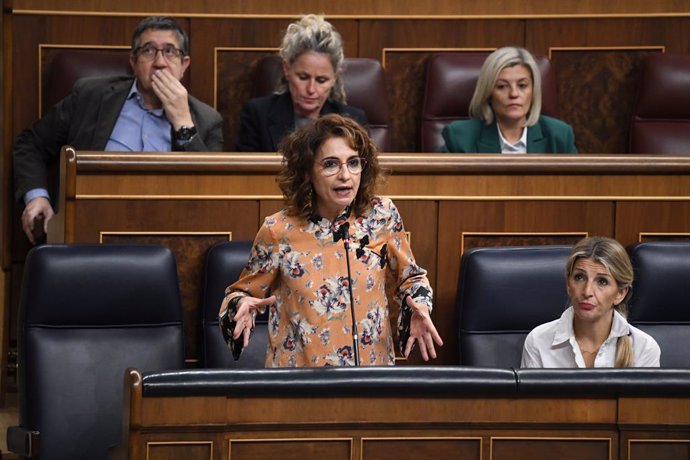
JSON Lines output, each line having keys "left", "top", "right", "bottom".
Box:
{"left": 236, "top": 14, "right": 367, "bottom": 152}
{"left": 521, "top": 237, "right": 660, "bottom": 368}
{"left": 442, "top": 46, "right": 577, "bottom": 154}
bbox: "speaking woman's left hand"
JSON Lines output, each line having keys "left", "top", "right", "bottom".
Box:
{"left": 403, "top": 296, "right": 443, "bottom": 360}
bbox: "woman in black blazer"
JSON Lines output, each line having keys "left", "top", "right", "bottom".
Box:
{"left": 236, "top": 14, "right": 367, "bottom": 152}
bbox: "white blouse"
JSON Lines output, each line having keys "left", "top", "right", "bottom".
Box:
{"left": 521, "top": 306, "right": 661, "bottom": 368}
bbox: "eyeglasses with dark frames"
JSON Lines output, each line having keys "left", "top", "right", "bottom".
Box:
{"left": 134, "top": 43, "right": 184, "bottom": 62}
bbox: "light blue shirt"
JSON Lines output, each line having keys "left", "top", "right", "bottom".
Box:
{"left": 26, "top": 80, "right": 173, "bottom": 204}
{"left": 104, "top": 81, "right": 171, "bottom": 152}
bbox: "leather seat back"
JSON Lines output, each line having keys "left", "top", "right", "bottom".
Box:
{"left": 15, "top": 244, "right": 185, "bottom": 460}
{"left": 628, "top": 242, "right": 690, "bottom": 367}
{"left": 629, "top": 53, "right": 690, "bottom": 153}
{"left": 201, "top": 241, "right": 269, "bottom": 368}
{"left": 456, "top": 245, "right": 571, "bottom": 367}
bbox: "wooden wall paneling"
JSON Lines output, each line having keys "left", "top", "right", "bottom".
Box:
{"left": 391, "top": 200, "right": 438, "bottom": 295}
{"left": 619, "top": 396, "right": 690, "bottom": 460}
{"left": 229, "top": 438, "right": 352, "bottom": 460}
{"left": 147, "top": 441, "right": 213, "bottom": 460}
{"left": 460, "top": 232, "right": 587, "bottom": 253}
{"left": 214, "top": 47, "right": 280, "bottom": 151}
{"left": 359, "top": 19, "right": 524, "bottom": 152}
{"left": 9, "top": 0, "right": 690, "bottom": 15}
{"left": 380, "top": 199, "right": 438, "bottom": 364}
{"left": 625, "top": 437, "right": 690, "bottom": 460}
{"left": 638, "top": 233, "right": 690, "bottom": 243}
{"left": 361, "top": 437, "right": 482, "bottom": 460}
{"left": 12, "top": 15, "right": 144, "bottom": 138}
{"left": 550, "top": 47, "right": 663, "bottom": 154}
{"left": 490, "top": 437, "right": 614, "bottom": 460}
{"left": 69, "top": 201, "right": 261, "bottom": 243}
{"left": 188, "top": 18, "right": 291, "bottom": 139}
{"left": 526, "top": 17, "right": 690, "bottom": 154}
{"left": 436, "top": 200, "right": 615, "bottom": 364}
{"left": 526, "top": 18, "right": 690, "bottom": 56}
{"left": 615, "top": 201, "right": 690, "bottom": 246}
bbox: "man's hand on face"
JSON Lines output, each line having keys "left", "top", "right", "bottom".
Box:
{"left": 151, "top": 69, "right": 193, "bottom": 129}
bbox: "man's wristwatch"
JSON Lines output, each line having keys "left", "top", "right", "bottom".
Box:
{"left": 174, "top": 125, "right": 197, "bottom": 142}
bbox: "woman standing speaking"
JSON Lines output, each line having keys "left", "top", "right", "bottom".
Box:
{"left": 220, "top": 114, "right": 442, "bottom": 367}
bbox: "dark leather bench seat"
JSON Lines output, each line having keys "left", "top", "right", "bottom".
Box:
{"left": 140, "top": 366, "right": 690, "bottom": 398}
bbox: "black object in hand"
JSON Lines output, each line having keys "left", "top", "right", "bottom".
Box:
{"left": 219, "top": 299, "right": 244, "bottom": 360}
{"left": 32, "top": 216, "right": 47, "bottom": 245}
{"left": 398, "top": 300, "right": 414, "bottom": 356}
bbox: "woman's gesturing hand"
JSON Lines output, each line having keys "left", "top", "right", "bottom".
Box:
{"left": 403, "top": 296, "right": 443, "bottom": 361}
{"left": 235, "top": 296, "right": 276, "bottom": 347}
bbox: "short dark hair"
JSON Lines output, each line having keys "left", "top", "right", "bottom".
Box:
{"left": 277, "top": 114, "right": 383, "bottom": 219}
{"left": 131, "top": 16, "right": 189, "bottom": 57}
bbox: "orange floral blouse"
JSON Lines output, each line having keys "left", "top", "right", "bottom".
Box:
{"left": 226, "top": 196, "right": 433, "bottom": 367}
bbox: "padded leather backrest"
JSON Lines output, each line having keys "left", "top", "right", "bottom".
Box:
{"left": 201, "top": 241, "right": 269, "bottom": 368}
{"left": 252, "top": 55, "right": 390, "bottom": 151}
{"left": 629, "top": 53, "right": 690, "bottom": 153}
{"left": 421, "top": 52, "right": 558, "bottom": 152}
{"left": 17, "top": 244, "right": 185, "bottom": 460}
{"left": 42, "top": 49, "right": 132, "bottom": 116}
{"left": 456, "top": 246, "right": 571, "bottom": 367}
{"left": 628, "top": 242, "right": 690, "bottom": 367}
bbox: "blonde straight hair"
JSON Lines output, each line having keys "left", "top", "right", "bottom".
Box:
{"left": 469, "top": 46, "right": 542, "bottom": 127}
{"left": 565, "top": 237, "right": 635, "bottom": 368}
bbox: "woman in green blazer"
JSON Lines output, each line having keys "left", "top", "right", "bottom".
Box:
{"left": 441, "top": 47, "right": 577, "bottom": 154}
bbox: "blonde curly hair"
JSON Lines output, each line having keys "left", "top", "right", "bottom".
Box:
{"left": 276, "top": 14, "right": 347, "bottom": 103}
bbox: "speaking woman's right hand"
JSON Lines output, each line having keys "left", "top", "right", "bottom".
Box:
{"left": 229, "top": 295, "right": 276, "bottom": 347}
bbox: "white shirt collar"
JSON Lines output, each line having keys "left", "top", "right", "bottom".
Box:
{"left": 497, "top": 124, "right": 527, "bottom": 154}
{"left": 552, "top": 306, "right": 631, "bottom": 347}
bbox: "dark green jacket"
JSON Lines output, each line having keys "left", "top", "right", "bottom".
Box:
{"left": 441, "top": 115, "right": 577, "bottom": 153}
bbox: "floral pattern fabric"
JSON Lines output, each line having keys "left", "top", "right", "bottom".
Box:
{"left": 226, "top": 196, "right": 433, "bottom": 367}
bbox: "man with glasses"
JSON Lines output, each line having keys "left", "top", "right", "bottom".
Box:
{"left": 13, "top": 16, "right": 223, "bottom": 244}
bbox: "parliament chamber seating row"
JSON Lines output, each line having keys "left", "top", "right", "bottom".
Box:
{"left": 42, "top": 48, "right": 690, "bottom": 153}
{"left": 8, "top": 242, "right": 690, "bottom": 459}
{"left": 206, "top": 240, "right": 690, "bottom": 369}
